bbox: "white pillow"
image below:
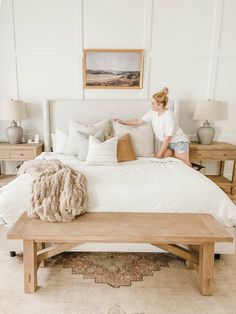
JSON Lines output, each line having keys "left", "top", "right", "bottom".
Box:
{"left": 63, "top": 118, "right": 111, "bottom": 155}
{"left": 86, "top": 136, "right": 118, "bottom": 164}
{"left": 51, "top": 129, "right": 68, "bottom": 153}
{"left": 112, "top": 121, "right": 154, "bottom": 157}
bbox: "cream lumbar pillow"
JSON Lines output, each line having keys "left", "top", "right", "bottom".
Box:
{"left": 86, "top": 136, "right": 118, "bottom": 164}
{"left": 112, "top": 120, "right": 154, "bottom": 157}
{"left": 63, "top": 118, "right": 111, "bottom": 155}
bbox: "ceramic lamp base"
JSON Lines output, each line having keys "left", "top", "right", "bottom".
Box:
{"left": 6, "top": 120, "right": 23, "bottom": 144}
{"left": 197, "top": 121, "right": 215, "bottom": 145}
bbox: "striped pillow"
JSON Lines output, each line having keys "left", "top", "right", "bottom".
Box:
{"left": 77, "top": 129, "right": 105, "bottom": 161}
{"left": 86, "top": 136, "right": 118, "bottom": 164}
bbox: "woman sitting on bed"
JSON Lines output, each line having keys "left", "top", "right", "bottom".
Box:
{"left": 116, "top": 87, "right": 191, "bottom": 166}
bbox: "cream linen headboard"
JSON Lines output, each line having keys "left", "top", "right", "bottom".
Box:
{"left": 43, "top": 99, "right": 180, "bottom": 152}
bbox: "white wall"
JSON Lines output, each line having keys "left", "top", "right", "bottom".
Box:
{"left": 0, "top": 0, "right": 236, "bottom": 173}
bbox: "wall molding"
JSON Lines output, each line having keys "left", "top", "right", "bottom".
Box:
{"left": 76, "top": 0, "right": 84, "bottom": 100}
{"left": 11, "top": 0, "right": 20, "bottom": 100}
{"left": 141, "top": 0, "right": 153, "bottom": 99}
{"left": 206, "top": 0, "right": 223, "bottom": 99}
{"left": 4, "top": 0, "right": 229, "bottom": 104}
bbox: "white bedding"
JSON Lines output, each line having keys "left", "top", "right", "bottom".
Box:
{"left": 0, "top": 152, "right": 236, "bottom": 227}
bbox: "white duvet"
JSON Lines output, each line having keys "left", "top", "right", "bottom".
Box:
{"left": 0, "top": 152, "right": 236, "bottom": 227}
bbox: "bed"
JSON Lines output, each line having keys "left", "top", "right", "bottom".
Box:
{"left": 1, "top": 99, "right": 236, "bottom": 254}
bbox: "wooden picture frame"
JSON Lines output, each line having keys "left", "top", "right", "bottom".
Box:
{"left": 83, "top": 49, "right": 144, "bottom": 89}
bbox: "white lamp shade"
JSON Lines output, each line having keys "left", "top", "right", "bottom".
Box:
{"left": 193, "top": 100, "right": 224, "bottom": 121}
{"left": 0, "top": 100, "right": 26, "bottom": 121}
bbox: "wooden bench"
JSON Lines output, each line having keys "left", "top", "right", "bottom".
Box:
{"left": 7, "top": 212, "right": 233, "bottom": 295}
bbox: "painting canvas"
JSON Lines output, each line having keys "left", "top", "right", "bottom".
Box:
{"left": 83, "top": 49, "right": 144, "bottom": 89}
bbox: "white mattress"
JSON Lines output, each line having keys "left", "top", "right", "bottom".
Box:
{"left": 0, "top": 152, "right": 236, "bottom": 227}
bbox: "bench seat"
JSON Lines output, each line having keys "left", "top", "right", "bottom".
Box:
{"left": 7, "top": 212, "right": 233, "bottom": 295}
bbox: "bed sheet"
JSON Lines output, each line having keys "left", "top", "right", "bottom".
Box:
{"left": 0, "top": 152, "right": 236, "bottom": 227}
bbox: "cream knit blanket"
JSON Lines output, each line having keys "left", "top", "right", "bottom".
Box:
{"left": 18, "top": 159, "right": 88, "bottom": 222}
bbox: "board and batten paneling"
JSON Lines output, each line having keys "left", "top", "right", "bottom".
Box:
{"left": 17, "top": 54, "right": 81, "bottom": 99}
{"left": 150, "top": 0, "right": 215, "bottom": 56}
{"left": 13, "top": 0, "right": 78, "bottom": 51}
{"left": 219, "top": 0, "right": 236, "bottom": 55}
{"left": 0, "top": 0, "right": 235, "bottom": 149}
{"left": 0, "top": 0, "right": 14, "bottom": 50}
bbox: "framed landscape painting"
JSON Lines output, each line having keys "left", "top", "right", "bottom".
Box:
{"left": 83, "top": 49, "right": 144, "bottom": 89}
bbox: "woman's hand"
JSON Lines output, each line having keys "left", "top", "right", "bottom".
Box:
{"left": 114, "top": 118, "right": 144, "bottom": 126}
{"left": 156, "top": 136, "right": 172, "bottom": 158}
{"left": 114, "top": 119, "right": 124, "bottom": 124}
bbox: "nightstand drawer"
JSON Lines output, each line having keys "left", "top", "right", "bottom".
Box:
{"left": 190, "top": 151, "right": 212, "bottom": 159}
{"left": 0, "top": 148, "right": 9, "bottom": 159}
{"left": 9, "top": 149, "right": 34, "bottom": 160}
{"left": 211, "top": 151, "right": 236, "bottom": 160}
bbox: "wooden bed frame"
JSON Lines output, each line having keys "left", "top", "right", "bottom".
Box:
{"left": 7, "top": 212, "right": 233, "bottom": 295}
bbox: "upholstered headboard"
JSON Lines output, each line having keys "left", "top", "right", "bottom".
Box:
{"left": 43, "top": 99, "right": 180, "bottom": 152}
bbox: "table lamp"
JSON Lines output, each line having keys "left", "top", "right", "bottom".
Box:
{"left": 0, "top": 100, "right": 27, "bottom": 144}
{"left": 193, "top": 100, "right": 224, "bottom": 145}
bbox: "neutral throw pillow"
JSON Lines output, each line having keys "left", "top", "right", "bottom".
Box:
{"left": 86, "top": 136, "right": 118, "bottom": 164}
{"left": 112, "top": 120, "right": 154, "bottom": 157}
{"left": 51, "top": 129, "right": 68, "bottom": 153}
{"left": 117, "top": 133, "right": 137, "bottom": 162}
{"left": 77, "top": 129, "right": 105, "bottom": 161}
{"left": 63, "top": 118, "right": 111, "bottom": 155}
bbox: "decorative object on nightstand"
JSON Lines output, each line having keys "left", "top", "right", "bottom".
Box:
{"left": 0, "top": 100, "right": 27, "bottom": 144}
{"left": 193, "top": 100, "right": 224, "bottom": 145}
{"left": 191, "top": 162, "right": 206, "bottom": 173}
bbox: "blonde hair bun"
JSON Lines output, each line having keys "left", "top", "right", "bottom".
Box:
{"left": 162, "top": 87, "right": 169, "bottom": 95}
{"left": 152, "top": 86, "right": 169, "bottom": 107}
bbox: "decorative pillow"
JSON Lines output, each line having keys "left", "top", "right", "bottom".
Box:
{"left": 64, "top": 118, "right": 111, "bottom": 155}
{"left": 51, "top": 129, "right": 67, "bottom": 153}
{"left": 117, "top": 133, "right": 137, "bottom": 162}
{"left": 112, "top": 121, "right": 154, "bottom": 157}
{"left": 86, "top": 136, "right": 118, "bottom": 164}
{"left": 77, "top": 129, "right": 105, "bottom": 161}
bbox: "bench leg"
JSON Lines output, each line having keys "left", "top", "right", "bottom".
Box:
{"left": 23, "top": 240, "right": 37, "bottom": 293}
{"left": 198, "top": 243, "right": 215, "bottom": 296}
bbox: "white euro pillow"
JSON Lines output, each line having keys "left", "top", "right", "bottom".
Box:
{"left": 86, "top": 136, "right": 118, "bottom": 164}
{"left": 51, "top": 129, "right": 68, "bottom": 153}
{"left": 112, "top": 120, "right": 154, "bottom": 157}
{"left": 63, "top": 118, "right": 111, "bottom": 155}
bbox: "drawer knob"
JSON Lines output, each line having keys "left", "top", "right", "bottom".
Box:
{"left": 20, "top": 153, "right": 24, "bottom": 156}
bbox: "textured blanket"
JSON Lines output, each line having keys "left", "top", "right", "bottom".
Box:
{"left": 18, "top": 159, "right": 88, "bottom": 222}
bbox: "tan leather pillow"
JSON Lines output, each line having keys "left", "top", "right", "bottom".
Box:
{"left": 117, "top": 133, "right": 137, "bottom": 162}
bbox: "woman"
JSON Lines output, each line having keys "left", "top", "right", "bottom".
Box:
{"left": 116, "top": 87, "right": 191, "bottom": 166}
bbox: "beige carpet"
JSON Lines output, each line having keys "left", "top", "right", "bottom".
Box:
{"left": 0, "top": 251, "right": 236, "bottom": 314}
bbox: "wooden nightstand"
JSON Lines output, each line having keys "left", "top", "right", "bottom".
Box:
{"left": 0, "top": 142, "right": 44, "bottom": 187}
{"left": 189, "top": 142, "right": 236, "bottom": 195}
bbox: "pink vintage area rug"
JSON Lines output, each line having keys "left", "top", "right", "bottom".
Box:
{"left": 46, "top": 252, "right": 182, "bottom": 288}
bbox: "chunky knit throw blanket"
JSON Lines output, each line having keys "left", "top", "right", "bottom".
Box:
{"left": 18, "top": 159, "right": 88, "bottom": 222}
